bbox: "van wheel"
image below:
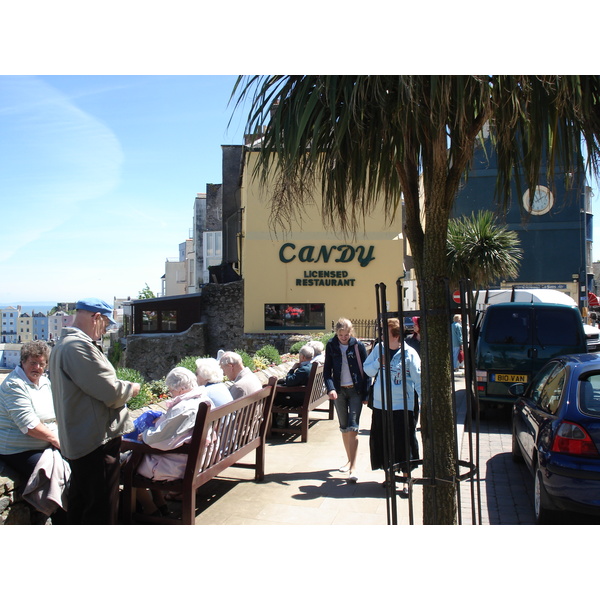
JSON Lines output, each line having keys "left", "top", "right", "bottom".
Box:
{"left": 534, "top": 464, "right": 555, "bottom": 524}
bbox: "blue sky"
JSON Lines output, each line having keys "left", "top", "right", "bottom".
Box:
{"left": 0, "top": 75, "right": 244, "bottom": 304}
{"left": 1, "top": 4, "right": 597, "bottom": 309}
{"left": 2, "top": 74, "right": 600, "bottom": 307}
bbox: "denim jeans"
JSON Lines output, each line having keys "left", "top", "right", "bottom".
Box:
{"left": 333, "top": 386, "right": 363, "bottom": 433}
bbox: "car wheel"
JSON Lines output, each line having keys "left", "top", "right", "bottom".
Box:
{"left": 534, "top": 464, "right": 554, "bottom": 525}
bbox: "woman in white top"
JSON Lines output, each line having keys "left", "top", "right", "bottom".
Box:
{"left": 323, "top": 318, "right": 368, "bottom": 481}
{"left": 0, "top": 341, "right": 60, "bottom": 482}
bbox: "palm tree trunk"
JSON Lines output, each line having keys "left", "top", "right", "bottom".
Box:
{"left": 412, "top": 162, "right": 458, "bottom": 524}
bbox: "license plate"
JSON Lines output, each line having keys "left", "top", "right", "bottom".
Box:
{"left": 492, "top": 373, "right": 528, "bottom": 383}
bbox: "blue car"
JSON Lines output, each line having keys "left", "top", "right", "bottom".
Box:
{"left": 511, "top": 353, "right": 600, "bottom": 524}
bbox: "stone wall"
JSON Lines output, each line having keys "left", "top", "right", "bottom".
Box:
{"left": 125, "top": 323, "right": 207, "bottom": 381}
{"left": 123, "top": 280, "right": 323, "bottom": 378}
{"left": 0, "top": 462, "right": 39, "bottom": 525}
{"left": 200, "top": 280, "right": 244, "bottom": 357}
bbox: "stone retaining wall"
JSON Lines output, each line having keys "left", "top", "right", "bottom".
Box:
{"left": 0, "top": 463, "right": 39, "bottom": 525}
{"left": 125, "top": 323, "right": 207, "bottom": 381}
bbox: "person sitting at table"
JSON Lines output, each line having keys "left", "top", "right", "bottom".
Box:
{"left": 195, "top": 357, "right": 234, "bottom": 408}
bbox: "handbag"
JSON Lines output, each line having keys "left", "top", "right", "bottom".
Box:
{"left": 458, "top": 348, "right": 464, "bottom": 364}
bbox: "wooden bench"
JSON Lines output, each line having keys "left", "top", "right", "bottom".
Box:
{"left": 120, "top": 376, "right": 277, "bottom": 525}
{"left": 268, "top": 362, "right": 333, "bottom": 442}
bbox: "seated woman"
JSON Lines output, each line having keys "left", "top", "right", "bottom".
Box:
{"left": 307, "top": 340, "right": 325, "bottom": 364}
{"left": 136, "top": 367, "right": 213, "bottom": 482}
{"left": 0, "top": 341, "right": 60, "bottom": 481}
{"left": 195, "top": 357, "right": 234, "bottom": 407}
{"left": 0, "top": 340, "right": 67, "bottom": 521}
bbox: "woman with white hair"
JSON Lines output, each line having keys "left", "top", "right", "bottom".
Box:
{"left": 307, "top": 340, "right": 325, "bottom": 364}
{"left": 195, "top": 358, "right": 234, "bottom": 407}
{"left": 136, "top": 367, "right": 212, "bottom": 482}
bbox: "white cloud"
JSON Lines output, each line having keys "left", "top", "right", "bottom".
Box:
{"left": 0, "top": 76, "right": 124, "bottom": 262}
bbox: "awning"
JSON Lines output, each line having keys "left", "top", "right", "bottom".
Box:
{"left": 588, "top": 291, "right": 600, "bottom": 307}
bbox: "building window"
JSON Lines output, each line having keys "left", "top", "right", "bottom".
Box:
{"left": 141, "top": 309, "right": 178, "bottom": 332}
{"left": 161, "top": 310, "right": 177, "bottom": 331}
{"left": 142, "top": 311, "right": 158, "bottom": 331}
{"left": 264, "top": 303, "right": 326, "bottom": 330}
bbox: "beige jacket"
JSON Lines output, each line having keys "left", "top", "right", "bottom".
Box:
{"left": 49, "top": 327, "right": 135, "bottom": 460}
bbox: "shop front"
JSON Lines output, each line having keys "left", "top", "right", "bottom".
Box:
{"left": 241, "top": 153, "right": 406, "bottom": 334}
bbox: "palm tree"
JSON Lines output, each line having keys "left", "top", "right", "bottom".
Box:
{"left": 232, "top": 75, "right": 600, "bottom": 524}
{"left": 447, "top": 209, "right": 523, "bottom": 293}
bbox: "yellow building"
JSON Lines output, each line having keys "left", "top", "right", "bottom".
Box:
{"left": 240, "top": 151, "right": 407, "bottom": 334}
{"left": 17, "top": 313, "right": 33, "bottom": 343}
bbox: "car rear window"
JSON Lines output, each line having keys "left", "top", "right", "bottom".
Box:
{"left": 579, "top": 375, "right": 600, "bottom": 417}
{"left": 484, "top": 308, "right": 531, "bottom": 345}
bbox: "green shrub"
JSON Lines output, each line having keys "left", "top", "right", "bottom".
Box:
{"left": 235, "top": 349, "right": 254, "bottom": 370}
{"left": 289, "top": 340, "right": 305, "bottom": 354}
{"left": 108, "top": 340, "right": 123, "bottom": 368}
{"left": 255, "top": 344, "right": 281, "bottom": 365}
{"left": 116, "top": 367, "right": 145, "bottom": 384}
{"left": 175, "top": 356, "right": 203, "bottom": 373}
{"left": 316, "top": 332, "right": 334, "bottom": 345}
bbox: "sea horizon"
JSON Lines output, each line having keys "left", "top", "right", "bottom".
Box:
{"left": 0, "top": 301, "right": 57, "bottom": 314}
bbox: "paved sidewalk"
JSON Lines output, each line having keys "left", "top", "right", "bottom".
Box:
{"left": 150, "top": 378, "right": 473, "bottom": 525}
{"left": 172, "top": 374, "right": 540, "bottom": 526}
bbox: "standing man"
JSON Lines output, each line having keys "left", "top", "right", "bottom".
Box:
{"left": 451, "top": 314, "right": 463, "bottom": 372}
{"left": 49, "top": 298, "right": 141, "bottom": 524}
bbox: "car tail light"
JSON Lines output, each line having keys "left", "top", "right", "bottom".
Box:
{"left": 476, "top": 370, "right": 487, "bottom": 393}
{"left": 551, "top": 421, "right": 600, "bottom": 457}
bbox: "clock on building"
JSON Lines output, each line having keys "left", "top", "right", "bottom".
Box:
{"left": 523, "top": 185, "right": 554, "bottom": 215}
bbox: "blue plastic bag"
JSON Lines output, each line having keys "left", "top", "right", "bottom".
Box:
{"left": 123, "top": 410, "right": 163, "bottom": 440}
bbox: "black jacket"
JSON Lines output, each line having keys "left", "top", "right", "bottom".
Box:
{"left": 324, "top": 335, "right": 368, "bottom": 397}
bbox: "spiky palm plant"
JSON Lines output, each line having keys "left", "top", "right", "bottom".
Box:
{"left": 447, "top": 210, "right": 522, "bottom": 290}
{"left": 233, "top": 75, "right": 600, "bottom": 523}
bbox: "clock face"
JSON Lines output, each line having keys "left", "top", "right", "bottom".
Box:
{"left": 523, "top": 185, "right": 554, "bottom": 215}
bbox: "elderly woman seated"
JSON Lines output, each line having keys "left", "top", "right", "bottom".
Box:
{"left": 195, "top": 357, "right": 234, "bottom": 407}
{"left": 137, "top": 367, "right": 213, "bottom": 481}
{"left": 307, "top": 340, "right": 325, "bottom": 364}
{"left": 0, "top": 341, "right": 60, "bottom": 481}
{"left": 0, "top": 340, "right": 67, "bottom": 522}
{"left": 131, "top": 367, "right": 213, "bottom": 515}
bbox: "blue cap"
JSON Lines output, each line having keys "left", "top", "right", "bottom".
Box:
{"left": 76, "top": 298, "right": 117, "bottom": 326}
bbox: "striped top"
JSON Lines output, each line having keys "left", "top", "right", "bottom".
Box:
{"left": 0, "top": 366, "right": 57, "bottom": 455}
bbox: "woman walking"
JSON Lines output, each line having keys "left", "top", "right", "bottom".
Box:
{"left": 323, "top": 318, "right": 368, "bottom": 482}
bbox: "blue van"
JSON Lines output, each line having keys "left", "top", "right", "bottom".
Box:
{"left": 475, "top": 302, "right": 587, "bottom": 405}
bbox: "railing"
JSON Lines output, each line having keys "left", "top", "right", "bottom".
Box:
{"left": 332, "top": 318, "right": 377, "bottom": 340}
